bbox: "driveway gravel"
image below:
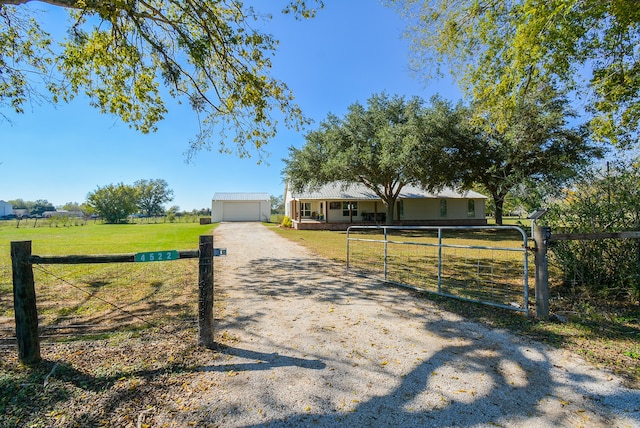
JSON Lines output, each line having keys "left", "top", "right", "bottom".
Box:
{"left": 179, "top": 222, "right": 639, "bottom": 427}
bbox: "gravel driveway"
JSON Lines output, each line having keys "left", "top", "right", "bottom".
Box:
{"left": 189, "top": 222, "right": 639, "bottom": 427}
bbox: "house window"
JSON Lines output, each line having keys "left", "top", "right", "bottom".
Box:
{"left": 301, "top": 202, "right": 311, "bottom": 217}
{"left": 329, "top": 201, "right": 341, "bottom": 210}
{"left": 467, "top": 200, "right": 475, "bottom": 217}
{"left": 342, "top": 201, "right": 357, "bottom": 217}
{"left": 439, "top": 199, "right": 447, "bottom": 217}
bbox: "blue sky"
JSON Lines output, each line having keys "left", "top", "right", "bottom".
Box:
{"left": 1, "top": 0, "right": 461, "bottom": 211}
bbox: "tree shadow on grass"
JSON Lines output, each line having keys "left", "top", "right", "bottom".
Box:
{"left": 0, "top": 338, "right": 327, "bottom": 427}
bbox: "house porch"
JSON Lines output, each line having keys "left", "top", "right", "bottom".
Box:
{"left": 291, "top": 218, "right": 488, "bottom": 231}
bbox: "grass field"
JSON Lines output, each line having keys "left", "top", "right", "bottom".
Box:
{"left": 1, "top": 222, "right": 217, "bottom": 338}
{"left": 0, "top": 220, "right": 215, "bottom": 255}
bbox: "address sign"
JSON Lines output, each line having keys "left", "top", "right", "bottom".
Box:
{"left": 135, "top": 250, "right": 179, "bottom": 262}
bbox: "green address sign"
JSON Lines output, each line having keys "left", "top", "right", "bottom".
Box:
{"left": 135, "top": 250, "right": 179, "bottom": 262}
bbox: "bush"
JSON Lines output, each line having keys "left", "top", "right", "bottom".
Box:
{"left": 280, "top": 216, "right": 293, "bottom": 228}
{"left": 544, "top": 160, "right": 640, "bottom": 301}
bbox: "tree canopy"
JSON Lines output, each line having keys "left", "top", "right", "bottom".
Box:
{"left": 1, "top": 0, "right": 323, "bottom": 158}
{"left": 86, "top": 182, "right": 138, "bottom": 223}
{"left": 445, "top": 84, "right": 603, "bottom": 225}
{"left": 134, "top": 178, "right": 173, "bottom": 217}
{"left": 87, "top": 178, "right": 174, "bottom": 222}
{"left": 387, "top": 0, "right": 640, "bottom": 148}
{"left": 283, "top": 92, "right": 451, "bottom": 224}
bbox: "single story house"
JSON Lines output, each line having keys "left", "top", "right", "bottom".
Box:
{"left": 0, "top": 200, "right": 12, "bottom": 217}
{"left": 12, "top": 208, "right": 29, "bottom": 218}
{"left": 284, "top": 182, "right": 487, "bottom": 230}
{"left": 212, "top": 192, "right": 271, "bottom": 222}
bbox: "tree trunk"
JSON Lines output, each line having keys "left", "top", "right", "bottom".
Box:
{"left": 493, "top": 193, "right": 505, "bottom": 225}
{"left": 384, "top": 199, "right": 395, "bottom": 225}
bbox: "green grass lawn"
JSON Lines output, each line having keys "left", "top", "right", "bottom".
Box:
{"left": 1, "top": 221, "right": 216, "bottom": 256}
{"left": 1, "top": 222, "right": 217, "bottom": 334}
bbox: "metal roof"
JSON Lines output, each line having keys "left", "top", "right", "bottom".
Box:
{"left": 213, "top": 192, "right": 270, "bottom": 201}
{"left": 290, "top": 182, "right": 486, "bottom": 200}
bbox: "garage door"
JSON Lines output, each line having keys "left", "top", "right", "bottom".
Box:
{"left": 222, "top": 202, "right": 261, "bottom": 221}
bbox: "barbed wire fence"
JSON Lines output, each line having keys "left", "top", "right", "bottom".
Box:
{"left": 0, "top": 214, "right": 207, "bottom": 229}
{"left": 4, "top": 236, "right": 216, "bottom": 362}
{"left": 2, "top": 259, "right": 199, "bottom": 349}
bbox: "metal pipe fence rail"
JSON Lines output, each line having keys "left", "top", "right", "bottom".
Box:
{"left": 347, "top": 226, "right": 530, "bottom": 317}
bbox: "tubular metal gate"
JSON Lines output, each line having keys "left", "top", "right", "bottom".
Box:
{"left": 347, "top": 226, "right": 530, "bottom": 316}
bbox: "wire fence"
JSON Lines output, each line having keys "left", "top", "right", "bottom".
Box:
{"left": 0, "top": 215, "right": 207, "bottom": 229}
{"left": 347, "top": 226, "right": 531, "bottom": 315}
{"left": 547, "top": 235, "right": 640, "bottom": 304}
{"left": 1, "top": 258, "right": 200, "bottom": 347}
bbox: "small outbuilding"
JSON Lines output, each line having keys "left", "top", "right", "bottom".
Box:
{"left": 0, "top": 200, "right": 12, "bottom": 217}
{"left": 212, "top": 192, "right": 270, "bottom": 222}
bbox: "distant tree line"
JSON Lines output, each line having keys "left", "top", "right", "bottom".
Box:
{"left": 8, "top": 199, "right": 57, "bottom": 217}
{"left": 8, "top": 179, "right": 211, "bottom": 224}
{"left": 270, "top": 195, "right": 285, "bottom": 215}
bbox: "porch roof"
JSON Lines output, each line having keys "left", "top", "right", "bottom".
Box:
{"left": 291, "top": 182, "right": 486, "bottom": 201}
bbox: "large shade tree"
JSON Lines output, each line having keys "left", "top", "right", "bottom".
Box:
{"left": 134, "top": 178, "right": 173, "bottom": 217}
{"left": 87, "top": 182, "right": 138, "bottom": 223}
{"left": 447, "top": 84, "right": 603, "bottom": 225}
{"left": 283, "top": 93, "right": 455, "bottom": 224}
{"left": 0, "top": 0, "right": 323, "bottom": 158}
{"left": 387, "top": 0, "right": 640, "bottom": 148}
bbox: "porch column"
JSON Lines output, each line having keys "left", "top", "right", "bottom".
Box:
{"left": 324, "top": 200, "right": 328, "bottom": 223}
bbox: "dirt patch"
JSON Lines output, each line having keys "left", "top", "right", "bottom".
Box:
{"left": 1, "top": 222, "right": 638, "bottom": 427}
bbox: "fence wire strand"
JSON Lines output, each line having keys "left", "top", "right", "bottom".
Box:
{"left": 2, "top": 258, "right": 200, "bottom": 345}
{"left": 33, "top": 264, "right": 175, "bottom": 336}
{"left": 347, "top": 226, "right": 530, "bottom": 314}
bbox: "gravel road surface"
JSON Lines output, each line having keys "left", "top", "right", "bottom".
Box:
{"left": 178, "top": 222, "right": 639, "bottom": 427}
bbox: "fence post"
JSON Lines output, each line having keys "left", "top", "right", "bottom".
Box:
{"left": 11, "top": 241, "right": 41, "bottom": 364}
{"left": 383, "top": 227, "right": 388, "bottom": 281}
{"left": 198, "top": 235, "right": 215, "bottom": 348}
{"left": 534, "top": 225, "right": 550, "bottom": 320}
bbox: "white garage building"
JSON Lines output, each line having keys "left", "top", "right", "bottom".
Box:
{"left": 0, "top": 200, "right": 13, "bottom": 217}
{"left": 212, "top": 192, "right": 271, "bottom": 222}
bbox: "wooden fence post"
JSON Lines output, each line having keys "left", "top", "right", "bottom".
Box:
{"left": 534, "top": 226, "right": 550, "bottom": 320}
{"left": 11, "top": 241, "right": 41, "bottom": 364}
{"left": 198, "top": 235, "right": 215, "bottom": 348}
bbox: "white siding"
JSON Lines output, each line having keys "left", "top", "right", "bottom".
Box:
{"left": 212, "top": 193, "right": 270, "bottom": 222}
{"left": 223, "top": 202, "right": 260, "bottom": 221}
{"left": 0, "top": 201, "right": 12, "bottom": 217}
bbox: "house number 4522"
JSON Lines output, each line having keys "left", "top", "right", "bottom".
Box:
{"left": 134, "top": 250, "right": 179, "bottom": 262}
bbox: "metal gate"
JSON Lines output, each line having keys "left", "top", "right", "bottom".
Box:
{"left": 347, "top": 225, "right": 530, "bottom": 316}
